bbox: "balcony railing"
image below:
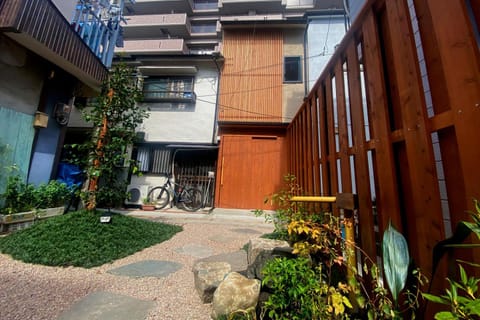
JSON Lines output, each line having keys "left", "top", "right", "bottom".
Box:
{"left": 143, "top": 90, "right": 197, "bottom": 103}
{"left": 123, "top": 13, "right": 191, "bottom": 38}
{"left": 71, "top": 0, "right": 125, "bottom": 67}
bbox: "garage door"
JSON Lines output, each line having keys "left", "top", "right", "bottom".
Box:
{"left": 216, "top": 135, "right": 287, "bottom": 209}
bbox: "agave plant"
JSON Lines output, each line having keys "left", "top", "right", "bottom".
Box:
{"left": 382, "top": 222, "right": 410, "bottom": 305}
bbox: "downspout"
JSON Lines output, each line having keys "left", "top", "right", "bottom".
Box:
{"left": 211, "top": 53, "right": 222, "bottom": 145}
{"left": 303, "top": 17, "right": 311, "bottom": 97}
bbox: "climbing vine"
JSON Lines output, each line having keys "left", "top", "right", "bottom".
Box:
{"left": 67, "top": 64, "right": 147, "bottom": 210}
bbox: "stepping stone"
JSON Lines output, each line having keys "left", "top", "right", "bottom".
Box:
{"left": 197, "top": 250, "right": 248, "bottom": 274}
{"left": 175, "top": 244, "right": 213, "bottom": 258}
{"left": 107, "top": 260, "right": 182, "bottom": 278}
{"left": 209, "top": 234, "right": 236, "bottom": 243}
{"left": 57, "top": 291, "right": 154, "bottom": 320}
{"left": 231, "top": 228, "right": 262, "bottom": 235}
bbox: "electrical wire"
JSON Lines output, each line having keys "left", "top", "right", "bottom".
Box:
{"left": 196, "top": 97, "right": 294, "bottom": 121}
{"left": 196, "top": 51, "right": 334, "bottom": 99}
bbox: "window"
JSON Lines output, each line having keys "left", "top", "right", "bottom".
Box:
{"left": 135, "top": 145, "right": 171, "bottom": 174}
{"left": 143, "top": 76, "right": 195, "bottom": 102}
{"left": 284, "top": 56, "right": 302, "bottom": 83}
{"left": 191, "top": 21, "right": 217, "bottom": 34}
{"left": 193, "top": 0, "right": 218, "bottom": 10}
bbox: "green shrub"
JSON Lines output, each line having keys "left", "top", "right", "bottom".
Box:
{"left": 1, "top": 175, "right": 38, "bottom": 214}
{"left": 261, "top": 256, "right": 352, "bottom": 320}
{"left": 256, "top": 174, "right": 425, "bottom": 319}
{"left": 35, "top": 180, "right": 70, "bottom": 208}
{"left": 1, "top": 176, "right": 70, "bottom": 214}
{"left": 254, "top": 174, "right": 311, "bottom": 239}
{"left": 422, "top": 199, "right": 480, "bottom": 319}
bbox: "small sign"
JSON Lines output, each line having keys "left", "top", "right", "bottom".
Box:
{"left": 100, "top": 216, "right": 111, "bottom": 223}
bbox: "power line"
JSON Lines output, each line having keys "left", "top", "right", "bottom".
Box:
{"left": 196, "top": 97, "right": 294, "bottom": 121}
{"left": 221, "top": 51, "right": 334, "bottom": 78}
{"left": 196, "top": 51, "right": 334, "bottom": 99}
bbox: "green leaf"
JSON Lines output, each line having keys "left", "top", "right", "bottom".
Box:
{"left": 466, "top": 299, "right": 480, "bottom": 315}
{"left": 382, "top": 221, "right": 410, "bottom": 303}
{"left": 422, "top": 293, "right": 449, "bottom": 305}
{"left": 459, "top": 264, "right": 468, "bottom": 285}
{"left": 434, "top": 311, "right": 457, "bottom": 320}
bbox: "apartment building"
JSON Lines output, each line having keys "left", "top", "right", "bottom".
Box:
{"left": 115, "top": 0, "right": 348, "bottom": 209}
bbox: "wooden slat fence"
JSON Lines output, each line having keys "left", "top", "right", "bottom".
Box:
{"left": 287, "top": 0, "right": 480, "bottom": 286}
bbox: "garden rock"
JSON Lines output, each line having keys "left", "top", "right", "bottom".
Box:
{"left": 246, "top": 238, "right": 291, "bottom": 280}
{"left": 211, "top": 272, "right": 261, "bottom": 320}
{"left": 193, "top": 261, "right": 231, "bottom": 303}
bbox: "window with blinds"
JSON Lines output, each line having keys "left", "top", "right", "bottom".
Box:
{"left": 135, "top": 145, "right": 172, "bottom": 174}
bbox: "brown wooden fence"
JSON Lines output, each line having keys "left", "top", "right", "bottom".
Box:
{"left": 287, "top": 0, "right": 480, "bottom": 287}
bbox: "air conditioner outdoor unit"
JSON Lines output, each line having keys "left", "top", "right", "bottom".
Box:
{"left": 125, "top": 184, "right": 151, "bottom": 206}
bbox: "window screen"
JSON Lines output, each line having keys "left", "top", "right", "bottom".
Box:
{"left": 135, "top": 145, "right": 171, "bottom": 174}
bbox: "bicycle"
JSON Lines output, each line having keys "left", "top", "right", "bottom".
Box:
{"left": 146, "top": 176, "right": 202, "bottom": 212}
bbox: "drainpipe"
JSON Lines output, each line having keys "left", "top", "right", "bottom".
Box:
{"left": 303, "top": 18, "right": 310, "bottom": 97}
{"left": 211, "top": 52, "right": 222, "bottom": 145}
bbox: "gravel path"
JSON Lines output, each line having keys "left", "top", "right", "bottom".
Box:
{"left": 0, "top": 216, "right": 273, "bottom": 320}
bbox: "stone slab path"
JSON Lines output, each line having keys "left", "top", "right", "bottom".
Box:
{"left": 107, "top": 260, "right": 183, "bottom": 278}
{"left": 57, "top": 291, "right": 155, "bottom": 320}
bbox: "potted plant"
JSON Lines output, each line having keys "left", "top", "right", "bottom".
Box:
{"left": 0, "top": 175, "right": 38, "bottom": 231}
{"left": 141, "top": 197, "right": 156, "bottom": 211}
{"left": 0, "top": 176, "right": 70, "bottom": 231}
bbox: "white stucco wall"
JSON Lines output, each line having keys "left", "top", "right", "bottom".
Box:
{"left": 140, "top": 66, "right": 218, "bottom": 144}
{"left": 347, "top": 0, "right": 367, "bottom": 23}
{"left": 306, "top": 16, "right": 346, "bottom": 92}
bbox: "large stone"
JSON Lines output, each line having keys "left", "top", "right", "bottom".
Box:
{"left": 193, "top": 261, "right": 231, "bottom": 303}
{"left": 211, "top": 272, "right": 261, "bottom": 320}
{"left": 246, "top": 238, "right": 291, "bottom": 279}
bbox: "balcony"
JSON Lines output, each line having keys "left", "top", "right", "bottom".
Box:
{"left": 192, "top": 0, "right": 219, "bottom": 11}
{"left": 116, "top": 39, "right": 188, "bottom": 55}
{"left": 218, "top": 0, "right": 343, "bottom": 15}
{"left": 0, "top": 0, "right": 107, "bottom": 90}
{"left": 123, "top": 13, "right": 191, "bottom": 38}
{"left": 218, "top": 0, "right": 284, "bottom": 14}
{"left": 285, "top": 0, "right": 343, "bottom": 10}
{"left": 124, "top": 0, "right": 194, "bottom": 15}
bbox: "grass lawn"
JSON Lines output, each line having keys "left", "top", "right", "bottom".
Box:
{"left": 0, "top": 210, "right": 182, "bottom": 268}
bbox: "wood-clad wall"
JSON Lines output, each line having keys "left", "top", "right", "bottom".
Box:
{"left": 219, "top": 29, "right": 283, "bottom": 122}
{"left": 287, "top": 0, "right": 480, "bottom": 300}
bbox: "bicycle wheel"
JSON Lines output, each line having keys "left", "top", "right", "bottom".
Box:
{"left": 147, "top": 186, "right": 170, "bottom": 210}
{"left": 180, "top": 188, "right": 202, "bottom": 212}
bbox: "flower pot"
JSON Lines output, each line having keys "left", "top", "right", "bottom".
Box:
{"left": 0, "top": 211, "right": 36, "bottom": 233}
{"left": 142, "top": 204, "right": 156, "bottom": 211}
{"left": 36, "top": 206, "right": 65, "bottom": 220}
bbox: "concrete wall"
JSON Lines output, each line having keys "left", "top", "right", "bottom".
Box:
{"left": 0, "top": 35, "right": 44, "bottom": 116}
{"left": 0, "top": 34, "right": 78, "bottom": 187}
{"left": 0, "top": 35, "right": 43, "bottom": 190}
{"left": 283, "top": 28, "right": 306, "bottom": 122}
{"left": 140, "top": 64, "right": 219, "bottom": 144}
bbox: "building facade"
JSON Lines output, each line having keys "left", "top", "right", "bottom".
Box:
{"left": 115, "top": 0, "right": 348, "bottom": 209}
{"left": 0, "top": 0, "right": 112, "bottom": 194}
